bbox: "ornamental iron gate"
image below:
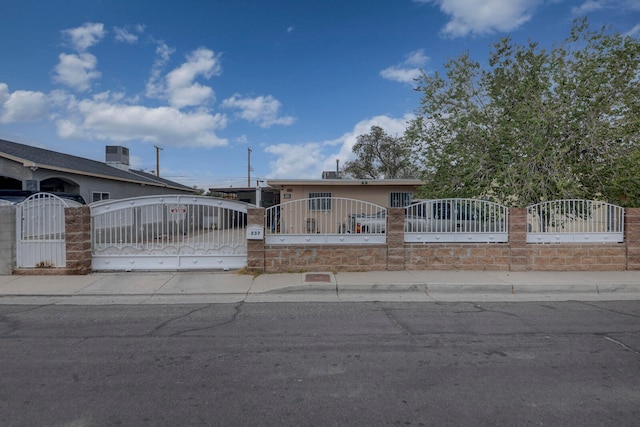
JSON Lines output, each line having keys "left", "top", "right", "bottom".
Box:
{"left": 16, "top": 193, "right": 80, "bottom": 268}
{"left": 91, "top": 195, "right": 249, "bottom": 270}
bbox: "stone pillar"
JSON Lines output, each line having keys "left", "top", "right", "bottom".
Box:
{"left": 387, "top": 207, "right": 405, "bottom": 271}
{"left": 246, "top": 207, "right": 265, "bottom": 273}
{"left": 0, "top": 205, "right": 16, "bottom": 275}
{"left": 625, "top": 208, "right": 640, "bottom": 270}
{"left": 65, "top": 206, "right": 92, "bottom": 275}
{"left": 508, "top": 208, "right": 528, "bottom": 271}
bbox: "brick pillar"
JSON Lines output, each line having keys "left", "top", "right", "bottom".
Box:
{"left": 509, "top": 208, "right": 528, "bottom": 271}
{"left": 387, "top": 207, "right": 405, "bottom": 271}
{"left": 0, "top": 206, "right": 16, "bottom": 275}
{"left": 246, "top": 207, "right": 265, "bottom": 273}
{"left": 625, "top": 208, "right": 640, "bottom": 270}
{"left": 65, "top": 206, "right": 92, "bottom": 275}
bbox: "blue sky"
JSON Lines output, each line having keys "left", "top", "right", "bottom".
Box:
{"left": 1, "top": 0, "right": 638, "bottom": 190}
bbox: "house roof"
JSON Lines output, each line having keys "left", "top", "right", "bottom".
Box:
{"left": 0, "top": 138, "right": 193, "bottom": 191}
{"left": 267, "top": 179, "right": 424, "bottom": 187}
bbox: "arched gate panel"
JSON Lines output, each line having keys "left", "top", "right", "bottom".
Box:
{"left": 16, "top": 193, "right": 74, "bottom": 268}
{"left": 91, "top": 195, "right": 249, "bottom": 270}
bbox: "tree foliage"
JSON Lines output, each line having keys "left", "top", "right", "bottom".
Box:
{"left": 343, "top": 126, "right": 416, "bottom": 179}
{"left": 406, "top": 19, "right": 640, "bottom": 207}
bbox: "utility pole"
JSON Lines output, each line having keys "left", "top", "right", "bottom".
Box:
{"left": 247, "top": 147, "right": 252, "bottom": 187}
{"left": 154, "top": 145, "right": 163, "bottom": 177}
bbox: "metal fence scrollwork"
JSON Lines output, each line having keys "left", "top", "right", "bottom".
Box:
{"left": 527, "top": 199, "right": 624, "bottom": 243}
{"left": 404, "top": 198, "right": 509, "bottom": 243}
{"left": 265, "top": 197, "right": 387, "bottom": 244}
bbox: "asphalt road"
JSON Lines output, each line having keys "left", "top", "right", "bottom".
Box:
{"left": 1, "top": 301, "right": 639, "bottom": 426}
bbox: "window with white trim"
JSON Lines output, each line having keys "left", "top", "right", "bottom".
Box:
{"left": 308, "top": 192, "right": 332, "bottom": 211}
{"left": 389, "top": 192, "right": 413, "bottom": 207}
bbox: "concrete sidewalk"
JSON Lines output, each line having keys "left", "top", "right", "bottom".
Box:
{"left": 0, "top": 270, "right": 639, "bottom": 305}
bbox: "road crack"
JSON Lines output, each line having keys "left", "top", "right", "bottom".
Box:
{"left": 603, "top": 335, "right": 640, "bottom": 355}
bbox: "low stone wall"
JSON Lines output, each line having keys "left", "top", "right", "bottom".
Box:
{"left": 404, "top": 244, "right": 511, "bottom": 271}
{"left": 526, "top": 244, "right": 626, "bottom": 271}
{"left": 3, "top": 205, "right": 639, "bottom": 275}
{"left": 264, "top": 245, "right": 388, "bottom": 273}
{"left": 248, "top": 207, "right": 638, "bottom": 274}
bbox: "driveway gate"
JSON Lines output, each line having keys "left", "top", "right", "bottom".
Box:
{"left": 16, "top": 193, "right": 79, "bottom": 268}
{"left": 91, "top": 195, "right": 249, "bottom": 270}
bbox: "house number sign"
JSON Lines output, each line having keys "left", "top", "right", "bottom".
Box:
{"left": 246, "top": 225, "right": 264, "bottom": 240}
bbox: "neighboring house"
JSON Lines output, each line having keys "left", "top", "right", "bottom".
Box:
{"left": 266, "top": 178, "right": 424, "bottom": 207}
{"left": 0, "top": 139, "right": 194, "bottom": 202}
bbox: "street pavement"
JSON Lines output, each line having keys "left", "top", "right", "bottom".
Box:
{"left": 0, "top": 269, "right": 639, "bottom": 304}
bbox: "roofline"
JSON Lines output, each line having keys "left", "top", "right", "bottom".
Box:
{"left": 0, "top": 152, "right": 191, "bottom": 191}
{"left": 267, "top": 179, "right": 424, "bottom": 187}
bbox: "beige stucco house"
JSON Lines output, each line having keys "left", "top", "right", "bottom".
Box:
{"left": 266, "top": 178, "right": 424, "bottom": 207}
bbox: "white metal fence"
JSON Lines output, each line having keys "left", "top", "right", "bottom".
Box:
{"left": 91, "top": 195, "right": 249, "bottom": 270}
{"left": 527, "top": 199, "right": 624, "bottom": 243}
{"left": 16, "top": 193, "right": 78, "bottom": 268}
{"left": 404, "top": 198, "right": 509, "bottom": 243}
{"left": 265, "top": 197, "right": 387, "bottom": 244}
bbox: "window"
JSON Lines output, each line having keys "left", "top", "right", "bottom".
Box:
{"left": 308, "top": 192, "right": 332, "bottom": 211}
{"left": 390, "top": 192, "right": 413, "bottom": 207}
{"left": 92, "top": 192, "right": 110, "bottom": 202}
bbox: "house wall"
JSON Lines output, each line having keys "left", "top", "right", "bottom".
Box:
{"left": 277, "top": 183, "right": 420, "bottom": 207}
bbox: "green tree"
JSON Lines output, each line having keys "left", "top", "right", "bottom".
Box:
{"left": 343, "top": 126, "right": 416, "bottom": 179}
{"left": 406, "top": 19, "right": 640, "bottom": 207}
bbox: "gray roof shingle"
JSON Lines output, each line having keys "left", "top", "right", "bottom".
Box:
{"left": 0, "top": 139, "right": 192, "bottom": 191}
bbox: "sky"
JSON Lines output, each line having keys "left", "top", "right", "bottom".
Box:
{"left": 0, "top": 0, "right": 639, "bottom": 190}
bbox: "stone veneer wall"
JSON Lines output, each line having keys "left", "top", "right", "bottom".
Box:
{"left": 248, "top": 206, "right": 632, "bottom": 273}
{"left": 625, "top": 208, "right": 640, "bottom": 270}
{"left": 0, "top": 205, "right": 16, "bottom": 275}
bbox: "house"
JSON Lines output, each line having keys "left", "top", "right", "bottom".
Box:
{"left": 266, "top": 178, "right": 424, "bottom": 207}
{"left": 0, "top": 139, "right": 194, "bottom": 202}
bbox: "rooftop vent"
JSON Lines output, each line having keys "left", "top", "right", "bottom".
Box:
{"left": 105, "top": 146, "right": 130, "bottom": 171}
{"left": 322, "top": 171, "right": 340, "bottom": 179}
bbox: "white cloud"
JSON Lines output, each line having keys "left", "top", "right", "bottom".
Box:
{"left": 421, "top": 0, "right": 541, "bottom": 37}
{"left": 265, "top": 114, "right": 413, "bottom": 179}
{"left": 53, "top": 52, "right": 101, "bottom": 92}
{"left": 57, "top": 92, "right": 228, "bottom": 147}
{"left": 165, "top": 48, "right": 221, "bottom": 108}
{"left": 113, "top": 26, "right": 140, "bottom": 44}
{"left": 62, "top": 22, "right": 106, "bottom": 51}
{"left": 222, "top": 94, "right": 295, "bottom": 127}
{"left": 265, "top": 142, "right": 325, "bottom": 179}
{"left": 405, "top": 49, "right": 430, "bottom": 66}
{"left": 145, "top": 41, "right": 176, "bottom": 99}
{"left": 573, "top": 0, "right": 640, "bottom": 15}
{"left": 0, "top": 83, "right": 50, "bottom": 123}
{"left": 572, "top": 0, "right": 606, "bottom": 14}
{"left": 380, "top": 66, "right": 422, "bottom": 83}
{"left": 626, "top": 23, "right": 640, "bottom": 37}
{"left": 381, "top": 49, "right": 429, "bottom": 83}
